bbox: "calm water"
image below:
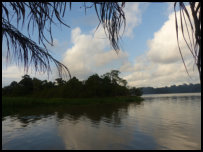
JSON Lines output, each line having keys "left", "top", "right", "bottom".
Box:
{"left": 2, "top": 93, "right": 201, "bottom": 150}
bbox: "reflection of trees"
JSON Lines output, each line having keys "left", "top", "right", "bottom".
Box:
{"left": 2, "top": 102, "right": 142, "bottom": 127}
{"left": 56, "top": 103, "right": 130, "bottom": 126}
{"left": 143, "top": 94, "right": 201, "bottom": 102}
{"left": 17, "top": 116, "right": 45, "bottom": 128}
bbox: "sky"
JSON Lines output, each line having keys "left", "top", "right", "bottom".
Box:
{"left": 2, "top": 2, "right": 200, "bottom": 88}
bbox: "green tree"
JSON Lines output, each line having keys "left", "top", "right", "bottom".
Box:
{"left": 129, "top": 87, "right": 143, "bottom": 96}
{"left": 32, "top": 78, "right": 43, "bottom": 92}
{"left": 2, "top": 81, "right": 20, "bottom": 96}
{"left": 101, "top": 70, "right": 129, "bottom": 96}
{"left": 55, "top": 78, "right": 66, "bottom": 86}
{"left": 103, "top": 70, "right": 127, "bottom": 86}
{"left": 40, "top": 80, "right": 56, "bottom": 97}
{"left": 18, "top": 75, "right": 33, "bottom": 95}
{"left": 100, "top": 75, "right": 113, "bottom": 96}
{"left": 2, "top": 71, "right": 143, "bottom": 97}
{"left": 63, "top": 77, "right": 84, "bottom": 98}
{"left": 85, "top": 74, "right": 103, "bottom": 97}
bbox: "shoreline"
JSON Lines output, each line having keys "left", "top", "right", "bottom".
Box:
{"left": 2, "top": 96, "right": 144, "bottom": 107}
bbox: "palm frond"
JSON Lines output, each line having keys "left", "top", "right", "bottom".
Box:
{"left": 2, "top": 2, "right": 126, "bottom": 79}
{"left": 93, "top": 2, "right": 126, "bottom": 52}
{"left": 2, "top": 18, "right": 71, "bottom": 79}
{"left": 174, "top": 2, "right": 201, "bottom": 83}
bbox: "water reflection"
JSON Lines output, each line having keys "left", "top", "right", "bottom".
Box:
{"left": 2, "top": 94, "right": 201, "bottom": 150}
{"left": 2, "top": 115, "right": 66, "bottom": 150}
{"left": 142, "top": 93, "right": 201, "bottom": 101}
{"left": 55, "top": 102, "right": 155, "bottom": 150}
{"left": 139, "top": 94, "right": 201, "bottom": 150}
{"left": 3, "top": 102, "right": 142, "bottom": 127}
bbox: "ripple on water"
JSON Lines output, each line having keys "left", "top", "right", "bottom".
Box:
{"left": 2, "top": 93, "right": 201, "bottom": 150}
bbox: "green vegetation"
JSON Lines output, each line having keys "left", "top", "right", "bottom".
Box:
{"left": 2, "top": 70, "right": 143, "bottom": 106}
{"left": 141, "top": 83, "right": 201, "bottom": 94}
{"left": 2, "top": 96, "right": 143, "bottom": 107}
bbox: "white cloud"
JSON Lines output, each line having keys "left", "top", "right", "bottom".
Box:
{"left": 2, "top": 65, "right": 56, "bottom": 87}
{"left": 61, "top": 2, "right": 147, "bottom": 79}
{"left": 2, "top": 66, "right": 24, "bottom": 86}
{"left": 123, "top": 2, "right": 143, "bottom": 38}
{"left": 2, "top": 4, "right": 200, "bottom": 88}
{"left": 2, "top": 2, "right": 145, "bottom": 86}
{"left": 147, "top": 10, "right": 192, "bottom": 64}
{"left": 119, "top": 61, "right": 134, "bottom": 73}
{"left": 62, "top": 26, "right": 129, "bottom": 80}
{"left": 166, "top": 2, "right": 175, "bottom": 15}
{"left": 2, "top": 66, "right": 24, "bottom": 79}
{"left": 123, "top": 5, "right": 200, "bottom": 88}
{"left": 2, "top": 37, "right": 69, "bottom": 87}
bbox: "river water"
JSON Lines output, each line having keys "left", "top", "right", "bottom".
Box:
{"left": 2, "top": 93, "right": 201, "bottom": 150}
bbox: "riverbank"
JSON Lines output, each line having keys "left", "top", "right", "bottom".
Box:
{"left": 2, "top": 96, "right": 144, "bottom": 107}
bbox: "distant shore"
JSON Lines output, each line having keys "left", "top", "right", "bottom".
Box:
{"left": 142, "top": 92, "right": 201, "bottom": 95}
{"left": 2, "top": 96, "right": 144, "bottom": 107}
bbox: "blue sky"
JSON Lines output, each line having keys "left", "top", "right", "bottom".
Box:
{"left": 2, "top": 2, "right": 200, "bottom": 87}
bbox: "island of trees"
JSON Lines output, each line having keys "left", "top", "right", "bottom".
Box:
{"left": 2, "top": 70, "right": 142, "bottom": 98}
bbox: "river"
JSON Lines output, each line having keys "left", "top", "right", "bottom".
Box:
{"left": 2, "top": 93, "right": 201, "bottom": 150}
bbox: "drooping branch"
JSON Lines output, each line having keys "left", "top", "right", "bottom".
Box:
{"left": 93, "top": 2, "right": 126, "bottom": 52}
{"left": 2, "top": 2, "right": 126, "bottom": 79}
{"left": 2, "top": 18, "right": 71, "bottom": 79}
{"left": 174, "top": 2, "right": 201, "bottom": 83}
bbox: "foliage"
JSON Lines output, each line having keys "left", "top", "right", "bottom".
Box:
{"left": 129, "top": 87, "right": 143, "bottom": 96}
{"left": 2, "top": 96, "right": 144, "bottom": 110}
{"left": 174, "top": 2, "right": 201, "bottom": 83}
{"left": 2, "top": 2, "right": 125, "bottom": 78}
{"left": 2, "top": 70, "right": 142, "bottom": 98}
{"left": 141, "top": 83, "right": 201, "bottom": 94}
{"left": 2, "top": 2, "right": 201, "bottom": 84}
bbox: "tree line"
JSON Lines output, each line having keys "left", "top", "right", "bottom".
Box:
{"left": 2, "top": 70, "right": 142, "bottom": 98}
{"left": 141, "top": 83, "right": 201, "bottom": 94}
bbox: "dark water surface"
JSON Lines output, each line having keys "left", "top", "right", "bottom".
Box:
{"left": 2, "top": 93, "right": 201, "bottom": 150}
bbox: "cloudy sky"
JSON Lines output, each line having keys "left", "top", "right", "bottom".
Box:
{"left": 2, "top": 2, "right": 200, "bottom": 88}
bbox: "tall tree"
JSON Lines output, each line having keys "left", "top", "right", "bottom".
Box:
{"left": 18, "top": 74, "right": 33, "bottom": 94}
